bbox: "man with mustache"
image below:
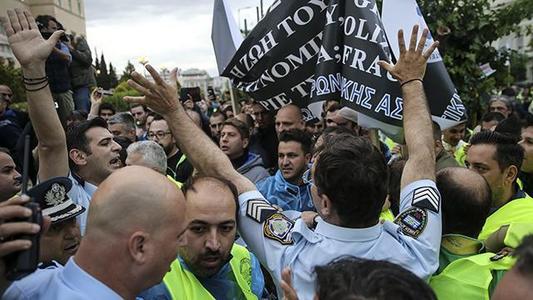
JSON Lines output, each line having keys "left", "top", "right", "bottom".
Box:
{"left": 140, "top": 176, "right": 265, "bottom": 300}
{"left": 0, "top": 148, "right": 22, "bottom": 202}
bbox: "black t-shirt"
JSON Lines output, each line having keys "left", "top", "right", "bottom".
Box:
{"left": 166, "top": 151, "right": 194, "bottom": 183}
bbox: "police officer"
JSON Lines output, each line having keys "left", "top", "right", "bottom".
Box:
{"left": 4, "top": 177, "right": 85, "bottom": 299}
{"left": 125, "top": 25, "right": 442, "bottom": 299}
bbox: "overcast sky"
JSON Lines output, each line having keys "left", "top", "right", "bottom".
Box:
{"left": 85, "top": 0, "right": 274, "bottom": 77}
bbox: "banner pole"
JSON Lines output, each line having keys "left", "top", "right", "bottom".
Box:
{"left": 229, "top": 78, "right": 238, "bottom": 115}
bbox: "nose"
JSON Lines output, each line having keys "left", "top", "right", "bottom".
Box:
{"left": 205, "top": 229, "right": 221, "bottom": 251}
{"left": 177, "top": 233, "right": 187, "bottom": 247}
{"left": 111, "top": 140, "right": 122, "bottom": 151}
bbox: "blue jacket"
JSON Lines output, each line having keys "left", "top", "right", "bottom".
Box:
{"left": 256, "top": 170, "right": 315, "bottom": 212}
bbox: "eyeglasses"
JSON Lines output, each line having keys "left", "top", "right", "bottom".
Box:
{"left": 147, "top": 131, "right": 171, "bottom": 140}
{"left": 302, "top": 169, "right": 313, "bottom": 185}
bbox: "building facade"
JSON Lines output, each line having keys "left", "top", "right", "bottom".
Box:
{"left": 1, "top": 0, "right": 86, "bottom": 65}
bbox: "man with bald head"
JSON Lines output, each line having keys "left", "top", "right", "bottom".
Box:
{"left": 275, "top": 104, "right": 304, "bottom": 137}
{"left": 3, "top": 166, "right": 188, "bottom": 299}
{"left": 430, "top": 167, "right": 516, "bottom": 299}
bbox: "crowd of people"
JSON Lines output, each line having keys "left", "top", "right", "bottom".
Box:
{"left": 1, "top": 8, "right": 533, "bottom": 300}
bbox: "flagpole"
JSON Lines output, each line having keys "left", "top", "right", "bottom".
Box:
{"left": 228, "top": 78, "right": 237, "bottom": 115}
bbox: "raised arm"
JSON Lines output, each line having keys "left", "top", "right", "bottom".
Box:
{"left": 1, "top": 9, "right": 69, "bottom": 180}
{"left": 379, "top": 25, "right": 438, "bottom": 189}
{"left": 124, "top": 66, "right": 256, "bottom": 194}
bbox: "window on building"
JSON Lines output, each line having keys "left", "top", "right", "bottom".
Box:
{"left": 69, "top": 0, "right": 72, "bottom": 11}
{"left": 78, "top": 0, "right": 83, "bottom": 15}
{"left": 58, "top": 0, "right": 62, "bottom": 7}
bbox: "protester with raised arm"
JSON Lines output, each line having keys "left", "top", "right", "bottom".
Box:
{"left": 125, "top": 25, "right": 441, "bottom": 298}
{"left": 1, "top": 9, "right": 122, "bottom": 234}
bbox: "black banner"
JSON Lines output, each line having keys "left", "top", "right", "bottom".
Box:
{"left": 222, "top": 0, "right": 466, "bottom": 136}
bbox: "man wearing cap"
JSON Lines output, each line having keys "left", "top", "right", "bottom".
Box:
{"left": 3, "top": 176, "right": 85, "bottom": 298}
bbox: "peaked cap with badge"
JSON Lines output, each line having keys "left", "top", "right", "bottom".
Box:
{"left": 27, "top": 177, "right": 85, "bottom": 224}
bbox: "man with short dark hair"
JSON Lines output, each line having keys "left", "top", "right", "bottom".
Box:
{"left": 519, "top": 113, "right": 533, "bottom": 195}
{"left": 220, "top": 118, "right": 269, "bottom": 183}
{"left": 466, "top": 131, "right": 533, "bottom": 240}
{"left": 250, "top": 102, "right": 278, "bottom": 169}
{"left": 35, "top": 14, "right": 74, "bottom": 127}
{"left": 124, "top": 26, "right": 442, "bottom": 298}
{"left": 274, "top": 104, "right": 304, "bottom": 137}
{"left": 140, "top": 176, "right": 265, "bottom": 299}
{"left": 2, "top": 13, "right": 123, "bottom": 235}
{"left": 256, "top": 129, "right": 314, "bottom": 211}
{"left": 209, "top": 111, "right": 226, "bottom": 143}
{"left": 148, "top": 115, "right": 193, "bottom": 183}
{"left": 442, "top": 122, "right": 467, "bottom": 158}
{"left": 0, "top": 148, "right": 21, "bottom": 202}
{"left": 130, "top": 103, "right": 148, "bottom": 139}
{"left": 97, "top": 103, "right": 115, "bottom": 121}
{"left": 433, "top": 122, "right": 460, "bottom": 171}
{"left": 107, "top": 112, "right": 137, "bottom": 142}
{"left": 480, "top": 112, "right": 505, "bottom": 132}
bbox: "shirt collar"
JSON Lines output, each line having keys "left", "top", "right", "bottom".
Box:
{"left": 71, "top": 171, "right": 97, "bottom": 195}
{"left": 509, "top": 183, "right": 526, "bottom": 201}
{"left": 314, "top": 218, "right": 382, "bottom": 242}
{"left": 64, "top": 258, "right": 122, "bottom": 299}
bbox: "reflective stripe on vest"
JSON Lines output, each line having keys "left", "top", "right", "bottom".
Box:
{"left": 430, "top": 253, "right": 515, "bottom": 300}
{"left": 162, "top": 244, "right": 257, "bottom": 300}
{"left": 478, "top": 194, "right": 533, "bottom": 240}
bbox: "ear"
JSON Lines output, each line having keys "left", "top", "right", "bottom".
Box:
{"left": 242, "top": 137, "right": 249, "bottom": 149}
{"left": 128, "top": 231, "right": 149, "bottom": 264}
{"left": 69, "top": 149, "right": 88, "bottom": 167}
{"left": 504, "top": 165, "right": 518, "bottom": 186}
{"left": 317, "top": 191, "right": 332, "bottom": 217}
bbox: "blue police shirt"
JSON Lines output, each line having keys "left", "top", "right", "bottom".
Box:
{"left": 68, "top": 172, "right": 97, "bottom": 235}
{"left": 240, "top": 179, "right": 442, "bottom": 299}
{"left": 3, "top": 258, "right": 122, "bottom": 300}
{"left": 138, "top": 252, "right": 265, "bottom": 300}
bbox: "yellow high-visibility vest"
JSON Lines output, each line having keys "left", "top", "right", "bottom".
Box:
{"left": 163, "top": 244, "right": 257, "bottom": 300}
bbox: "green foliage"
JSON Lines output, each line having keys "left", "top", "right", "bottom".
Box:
{"left": 102, "top": 81, "right": 140, "bottom": 112}
{"left": 108, "top": 63, "right": 118, "bottom": 88}
{"left": 119, "top": 60, "right": 136, "bottom": 83}
{"left": 0, "top": 59, "right": 26, "bottom": 104}
{"left": 414, "top": 0, "right": 533, "bottom": 123}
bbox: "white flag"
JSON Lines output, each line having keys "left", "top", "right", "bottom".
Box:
{"left": 212, "top": 0, "right": 244, "bottom": 75}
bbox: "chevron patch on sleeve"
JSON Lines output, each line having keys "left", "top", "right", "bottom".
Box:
{"left": 412, "top": 186, "right": 440, "bottom": 213}
{"left": 246, "top": 199, "right": 278, "bottom": 223}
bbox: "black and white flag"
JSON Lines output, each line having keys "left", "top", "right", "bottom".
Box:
{"left": 221, "top": 0, "right": 467, "bottom": 141}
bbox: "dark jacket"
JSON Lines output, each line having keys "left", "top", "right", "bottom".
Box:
{"left": 46, "top": 42, "right": 71, "bottom": 93}
{"left": 69, "top": 37, "right": 93, "bottom": 89}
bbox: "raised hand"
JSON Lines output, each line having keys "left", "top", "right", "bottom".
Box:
{"left": 124, "top": 65, "right": 181, "bottom": 116}
{"left": 90, "top": 88, "right": 104, "bottom": 105}
{"left": 378, "top": 25, "right": 439, "bottom": 85}
{"left": 0, "top": 9, "right": 62, "bottom": 68}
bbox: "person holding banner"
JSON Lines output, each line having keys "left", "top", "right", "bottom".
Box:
{"left": 123, "top": 25, "right": 441, "bottom": 298}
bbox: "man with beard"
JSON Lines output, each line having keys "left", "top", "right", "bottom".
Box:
{"left": 256, "top": 129, "right": 314, "bottom": 211}
{"left": 147, "top": 115, "right": 193, "bottom": 183}
{"left": 1, "top": 11, "right": 122, "bottom": 234}
{"left": 0, "top": 148, "right": 21, "bottom": 202}
{"left": 139, "top": 176, "right": 264, "bottom": 300}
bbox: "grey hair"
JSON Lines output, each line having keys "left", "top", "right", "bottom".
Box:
{"left": 108, "top": 112, "right": 136, "bottom": 131}
{"left": 126, "top": 141, "right": 167, "bottom": 174}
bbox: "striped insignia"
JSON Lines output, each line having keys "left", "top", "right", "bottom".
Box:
{"left": 412, "top": 186, "right": 440, "bottom": 213}
{"left": 246, "top": 199, "right": 278, "bottom": 223}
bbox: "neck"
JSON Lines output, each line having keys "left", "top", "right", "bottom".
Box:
{"left": 230, "top": 151, "right": 247, "bottom": 168}
{"left": 168, "top": 146, "right": 179, "bottom": 158}
{"left": 74, "top": 244, "right": 136, "bottom": 300}
{"left": 77, "top": 168, "right": 103, "bottom": 186}
{"left": 495, "top": 184, "right": 516, "bottom": 209}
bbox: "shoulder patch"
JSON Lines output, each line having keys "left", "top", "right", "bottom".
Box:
{"left": 412, "top": 186, "right": 440, "bottom": 213}
{"left": 263, "top": 213, "right": 294, "bottom": 245}
{"left": 246, "top": 199, "right": 278, "bottom": 223}
{"left": 394, "top": 207, "right": 428, "bottom": 238}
